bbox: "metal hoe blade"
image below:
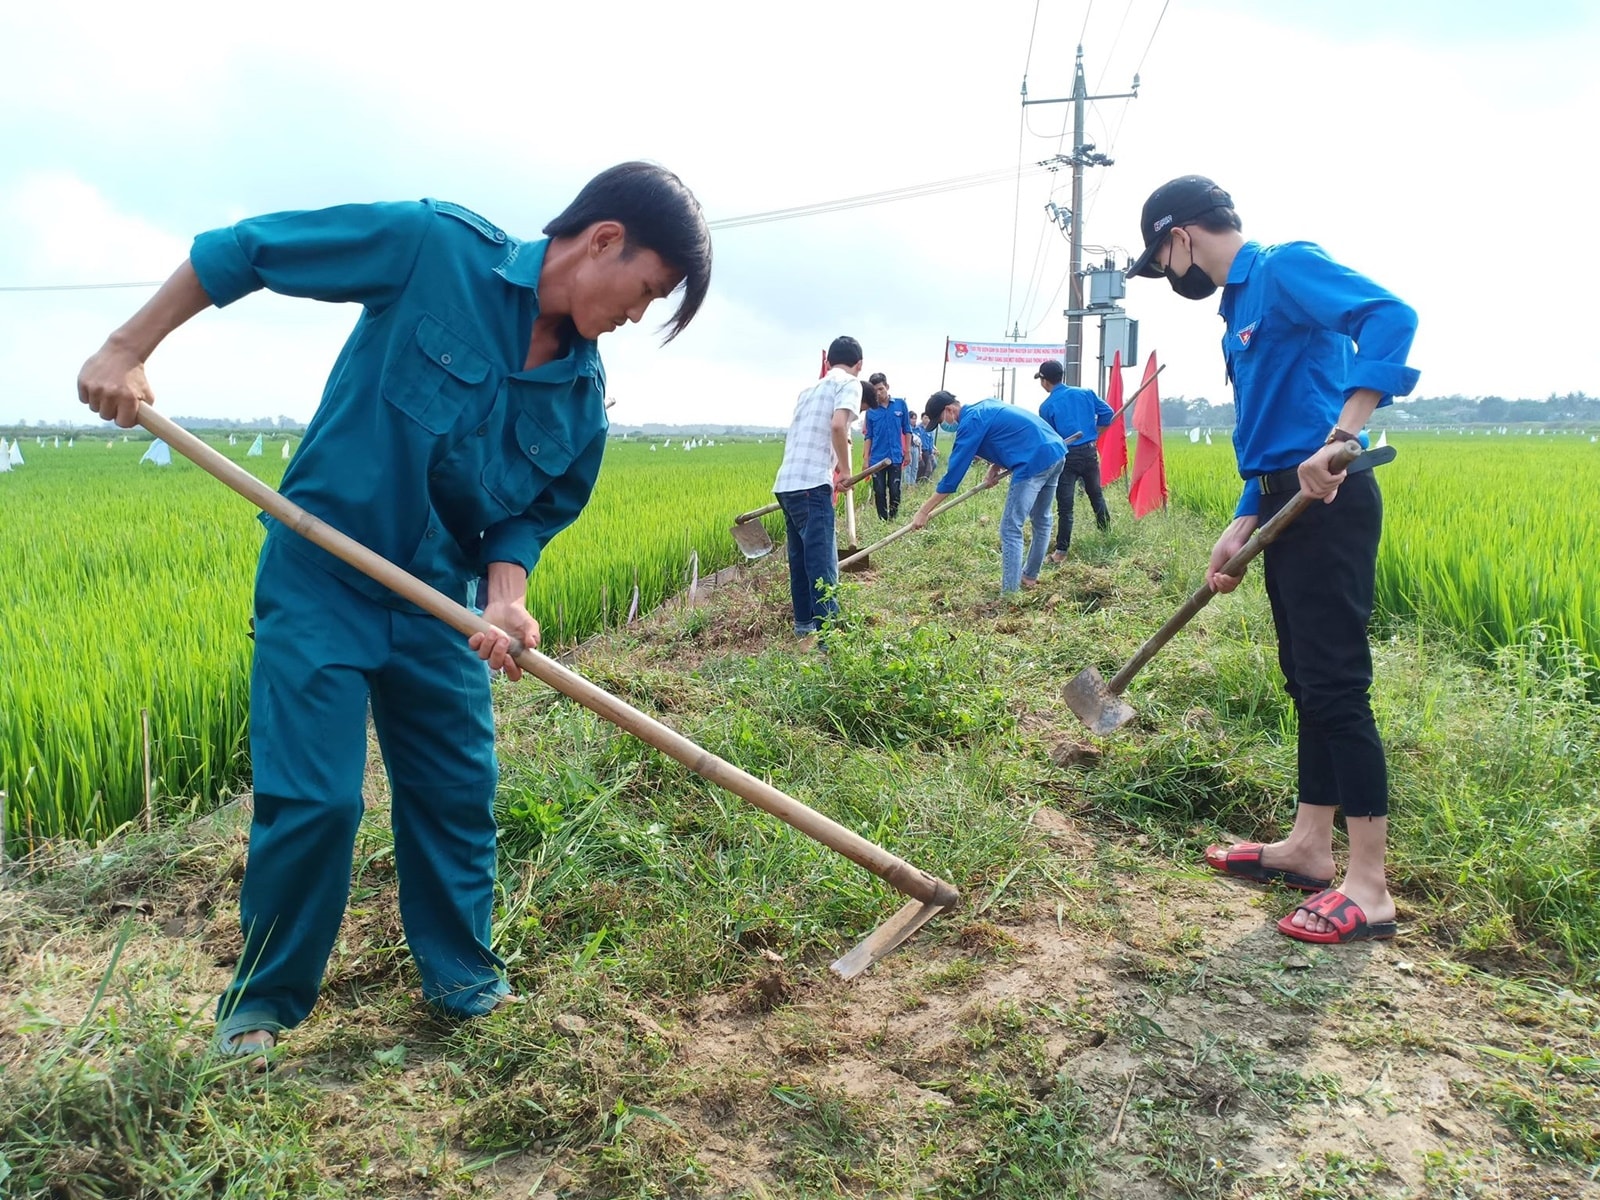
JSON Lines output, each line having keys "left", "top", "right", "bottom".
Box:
{"left": 730, "top": 520, "right": 774, "bottom": 560}
{"left": 830, "top": 898, "right": 950, "bottom": 980}
{"left": 1062, "top": 666, "right": 1137, "bottom": 736}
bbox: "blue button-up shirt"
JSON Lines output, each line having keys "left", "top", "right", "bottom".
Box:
{"left": 887, "top": 396, "right": 912, "bottom": 438}
{"left": 1038, "top": 383, "right": 1113, "bottom": 445}
{"left": 936, "top": 401, "right": 1066, "bottom": 493}
{"left": 1220, "top": 240, "right": 1418, "bottom": 517}
{"left": 190, "top": 199, "right": 608, "bottom": 610}
{"left": 863, "top": 406, "right": 904, "bottom": 465}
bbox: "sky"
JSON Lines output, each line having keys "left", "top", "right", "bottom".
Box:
{"left": 2, "top": 0, "right": 1596, "bottom": 430}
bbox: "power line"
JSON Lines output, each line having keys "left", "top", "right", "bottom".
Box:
{"left": 1133, "top": 0, "right": 1171, "bottom": 78}
{"left": 0, "top": 280, "right": 166, "bottom": 293}
{"left": 0, "top": 166, "right": 1053, "bottom": 293}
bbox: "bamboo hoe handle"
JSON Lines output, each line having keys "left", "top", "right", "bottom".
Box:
{"left": 1105, "top": 440, "right": 1365, "bottom": 695}
{"left": 733, "top": 461, "right": 886, "bottom": 525}
{"left": 837, "top": 467, "right": 1013, "bottom": 569}
{"left": 139, "top": 405, "right": 958, "bottom": 909}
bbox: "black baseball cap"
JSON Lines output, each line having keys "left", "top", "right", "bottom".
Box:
{"left": 924, "top": 391, "right": 957, "bottom": 424}
{"left": 1034, "top": 360, "right": 1064, "bottom": 383}
{"left": 1128, "top": 175, "right": 1235, "bottom": 280}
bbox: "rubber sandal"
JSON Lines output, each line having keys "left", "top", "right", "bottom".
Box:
{"left": 1276, "top": 889, "right": 1398, "bottom": 945}
{"left": 1204, "top": 842, "right": 1331, "bottom": 892}
{"left": 216, "top": 1029, "right": 278, "bottom": 1072}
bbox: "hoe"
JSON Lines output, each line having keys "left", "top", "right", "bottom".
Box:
{"left": 139, "top": 405, "right": 957, "bottom": 979}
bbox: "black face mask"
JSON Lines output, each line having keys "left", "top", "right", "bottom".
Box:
{"left": 1165, "top": 262, "right": 1217, "bottom": 301}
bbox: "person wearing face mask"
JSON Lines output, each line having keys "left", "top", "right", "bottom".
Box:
{"left": 909, "top": 390, "right": 1066, "bottom": 593}
{"left": 1126, "top": 175, "right": 1419, "bottom": 946}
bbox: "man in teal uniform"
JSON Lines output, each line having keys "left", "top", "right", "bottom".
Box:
{"left": 77, "top": 163, "right": 712, "bottom": 1057}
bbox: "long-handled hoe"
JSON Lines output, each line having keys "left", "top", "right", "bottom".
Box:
{"left": 1063, "top": 439, "right": 1396, "bottom": 735}
{"left": 139, "top": 405, "right": 957, "bottom": 978}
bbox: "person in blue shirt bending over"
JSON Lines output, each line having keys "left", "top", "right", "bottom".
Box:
{"left": 1034, "top": 358, "right": 1113, "bottom": 563}
{"left": 77, "top": 163, "right": 712, "bottom": 1060}
{"left": 910, "top": 391, "right": 1066, "bottom": 593}
{"left": 861, "top": 381, "right": 905, "bottom": 520}
{"left": 1127, "top": 175, "right": 1418, "bottom": 946}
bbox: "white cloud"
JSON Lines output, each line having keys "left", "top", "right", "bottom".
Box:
{"left": 1, "top": 0, "right": 1596, "bottom": 429}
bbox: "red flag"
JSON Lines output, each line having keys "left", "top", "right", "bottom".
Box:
{"left": 1128, "top": 352, "right": 1168, "bottom": 518}
{"left": 1098, "top": 351, "right": 1128, "bottom": 483}
{"left": 819, "top": 350, "right": 828, "bottom": 379}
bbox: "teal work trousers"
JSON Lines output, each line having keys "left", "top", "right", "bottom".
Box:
{"left": 216, "top": 536, "right": 506, "bottom": 1040}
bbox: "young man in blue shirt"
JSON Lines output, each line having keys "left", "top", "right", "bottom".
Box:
{"left": 1034, "top": 358, "right": 1114, "bottom": 563}
{"left": 861, "top": 382, "right": 905, "bottom": 519}
{"left": 910, "top": 391, "right": 1066, "bottom": 593}
{"left": 78, "top": 163, "right": 712, "bottom": 1058}
{"left": 1128, "top": 175, "right": 1418, "bottom": 945}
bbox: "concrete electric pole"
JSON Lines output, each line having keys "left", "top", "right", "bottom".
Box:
{"left": 1022, "top": 47, "right": 1138, "bottom": 387}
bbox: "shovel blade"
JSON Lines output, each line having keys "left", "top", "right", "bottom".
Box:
{"left": 830, "top": 898, "right": 949, "bottom": 980}
{"left": 839, "top": 544, "right": 870, "bottom": 573}
{"left": 730, "top": 520, "right": 774, "bottom": 560}
{"left": 1062, "top": 666, "right": 1137, "bottom": 735}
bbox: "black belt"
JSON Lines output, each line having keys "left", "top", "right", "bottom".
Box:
{"left": 1255, "top": 444, "right": 1397, "bottom": 496}
{"left": 1255, "top": 467, "right": 1302, "bottom": 496}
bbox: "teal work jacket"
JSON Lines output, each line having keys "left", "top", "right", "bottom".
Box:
{"left": 191, "top": 199, "right": 607, "bottom": 610}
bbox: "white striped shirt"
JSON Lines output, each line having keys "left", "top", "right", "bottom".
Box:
{"left": 772, "top": 367, "right": 860, "bottom": 493}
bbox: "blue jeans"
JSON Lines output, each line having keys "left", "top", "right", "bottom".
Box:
{"left": 905, "top": 437, "right": 921, "bottom": 485}
{"left": 999, "top": 461, "right": 1064, "bottom": 592}
{"left": 776, "top": 484, "right": 838, "bottom": 634}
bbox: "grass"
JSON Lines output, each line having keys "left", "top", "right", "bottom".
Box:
{"left": 2, "top": 471, "right": 1598, "bottom": 1196}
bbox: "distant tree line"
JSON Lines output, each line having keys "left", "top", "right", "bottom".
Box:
{"left": 1155, "top": 392, "right": 1598, "bottom": 429}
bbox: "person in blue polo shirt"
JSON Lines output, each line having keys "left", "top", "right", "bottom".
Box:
{"left": 910, "top": 391, "right": 1066, "bottom": 593}
{"left": 1034, "top": 358, "right": 1114, "bottom": 563}
{"left": 77, "top": 162, "right": 712, "bottom": 1059}
{"left": 861, "top": 381, "right": 905, "bottom": 519}
{"left": 1127, "top": 175, "right": 1418, "bottom": 946}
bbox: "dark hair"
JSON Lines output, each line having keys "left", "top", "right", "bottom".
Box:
{"left": 924, "top": 390, "right": 957, "bottom": 424}
{"left": 827, "top": 335, "right": 863, "bottom": 368}
{"left": 867, "top": 372, "right": 888, "bottom": 386}
{"left": 859, "top": 381, "right": 878, "bottom": 409}
{"left": 1187, "top": 206, "right": 1243, "bottom": 234}
{"left": 543, "top": 162, "right": 712, "bottom": 343}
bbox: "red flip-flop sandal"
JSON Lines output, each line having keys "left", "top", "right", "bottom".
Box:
{"left": 1277, "top": 889, "right": 1398, "bottom": 945}
{"left": 1204, "top": 843, "right": 1332, "bottom": 892}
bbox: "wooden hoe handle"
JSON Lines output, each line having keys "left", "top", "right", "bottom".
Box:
{"left": 1105, "top": 439, "right": 1365, "bottom": 695}
{"left": 138, "top": 405, "right": 958, "bottom": 909}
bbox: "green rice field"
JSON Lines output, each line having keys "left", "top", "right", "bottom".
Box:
{"left": 2, "top": 427, "right": 1595, "bottom": 847}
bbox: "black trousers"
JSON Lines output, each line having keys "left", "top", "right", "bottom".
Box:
{"left": 871, "top": 462, "right": 902, "bottom": 519}
{"left": 1053, "top": 444, "right": 1110, "bottom": 552}
{"left": 1260, "top": 469, "right": 1388, "bottom": 819}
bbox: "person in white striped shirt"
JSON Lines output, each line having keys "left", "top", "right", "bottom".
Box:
{"left": 772, "top": 335, "right": 863, "bottom": 637}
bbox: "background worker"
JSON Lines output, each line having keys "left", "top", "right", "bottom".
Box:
{"left": 1126, "top": 174, "right": 1418, "bottom": 945}
{"left": 773, "top": 335, "right": 863, "bottom": 638}
{"left": 77, "top": 163, "right": 712, "bottom": 1058}
{"left": 1034, "top": 358, "right": 1113, "bottom": 564}
{"left": 911, "top": 391, "right": 1065, "bottom": 593}
{"left": 861, "top": 378, "right": 904, "bottom": 519}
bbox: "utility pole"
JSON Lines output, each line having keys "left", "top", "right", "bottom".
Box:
{"left": 1023, "top": 48, "right": 1138, "bottom": 387}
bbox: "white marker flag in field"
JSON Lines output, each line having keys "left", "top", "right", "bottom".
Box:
{"left": 1189, "top": 427, "right": 1200, "bottom": 443}
{"left": 1376, "top": 430, "right": 1388, "bottom": 449}
{"left": 282, "top": 439, "right": 292, "bottom": 459}
{"left": 8, "top": 441, "right": 23, "bottom": 467}
{"left": 0, "top": 440, "right": 9, "bottom": 473}
{"left": 140, "top": 439, "right": 172, "bottom": 466}
{"left": 247, "top": 435, "right": 264, "bottom": 457}
{"left": 945, "top": 338, "right": 1066, "bottom": 368}
{"left": 229, "top": 434, "right": 237, "bottom": 446}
